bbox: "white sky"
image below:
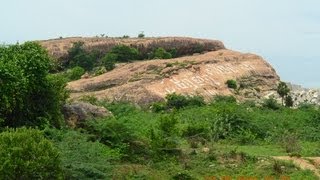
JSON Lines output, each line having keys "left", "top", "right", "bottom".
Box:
{"left": 1, "top": 0, "right": 319, "bottom": 87}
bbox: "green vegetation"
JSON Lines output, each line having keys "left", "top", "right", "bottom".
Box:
{"left": 0, "top": 42, "right": 68, "bottom": 128}
{"left": 0, "top": 128, "right": 63, "bottom": 179}
{"left": 1, "top": 42, "right": 319, "bottom": 179}
{"left": 226, "top": 79, "right": 237, "bottom": 89}
{"left": 277, "top": 81, "right": 290, "bottom": 106}
{"left": 67, "top": 41, "right": 99, "bottom": 71}
{"left": 149, "top": 47, "right": 173, "bottom": 59}
{"left": 138, "top": 31, "right": 145, "bottom": 38}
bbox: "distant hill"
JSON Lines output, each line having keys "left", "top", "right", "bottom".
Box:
{"left": 39, "top": 37, "right": 280, "bottom": 105}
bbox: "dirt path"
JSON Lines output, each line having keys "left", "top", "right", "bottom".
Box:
{"left": 273, "top": 156, "right": 320, "bottom": 178}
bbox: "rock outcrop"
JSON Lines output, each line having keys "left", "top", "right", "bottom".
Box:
{"left": 63, "top": 102, "right": 113, "bottom": 128}
{"left": 287, "top": 83, "right": 320, "bottom": 106}
{"left": 39, "top": 36, "right": 280, "bottom": 105}
{"left": 39, "top": 37, "right": 225, "bottom": 60}
{"left": 66, "top": 49, "right": 279, "bottom": 105}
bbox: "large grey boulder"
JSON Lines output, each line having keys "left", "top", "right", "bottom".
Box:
{"left": 63, "top": 102, "right": 113, "bottom": 128}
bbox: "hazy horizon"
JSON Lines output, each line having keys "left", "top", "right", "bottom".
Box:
{"left": 1, "top": 0, "right": 319, "bottom": 88}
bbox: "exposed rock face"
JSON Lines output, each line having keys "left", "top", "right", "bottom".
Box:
{"left": 39, "top": 37, "right": 225, "bottom": 60}
{"left": 287, "top": 83, "right": 320, "bottom": 106}
{"left": 67, "top": 49, "right": 280, "bottom": 105}
{"left": 63, "top": 102, "right": 113, "bottom": 128}
{"left": 264, "top": 83, "right": 320, "bottom": 107}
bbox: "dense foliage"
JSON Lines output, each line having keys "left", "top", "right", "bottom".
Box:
{"left": 0, "top": 128, "right": 63, "bottom": 179}
{"left": 149, "top": 47, "right": 173, "bottom": 59}
{"left": 0, "top": 42, "right": 68, "bottom": 127}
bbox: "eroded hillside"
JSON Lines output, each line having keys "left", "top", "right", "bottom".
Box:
{"left": 67, "top": 49, "right": 279, "bottom": 104}
{"left": 39, "top": 37, "right": 279, "bottom": 104}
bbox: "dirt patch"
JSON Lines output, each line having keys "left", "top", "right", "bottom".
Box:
{"left": 273, "top": 156, "right": 320, "bottom": 177}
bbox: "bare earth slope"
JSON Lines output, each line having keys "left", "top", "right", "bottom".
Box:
{"left": 67, "top": 49, "right": 279, "bottom": 104}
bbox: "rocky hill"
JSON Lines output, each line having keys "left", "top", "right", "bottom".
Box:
{"left": 39, "top": 37, "right": 225, "bottom": 61}
{"left": 40, "top": 37, "right": 280, "bottom": 105}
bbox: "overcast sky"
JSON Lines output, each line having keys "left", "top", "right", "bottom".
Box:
{"left": 1, "top": 0, "right": 319, "bottom": 87}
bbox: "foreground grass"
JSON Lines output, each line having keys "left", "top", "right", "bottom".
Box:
{"left": 41, "top": 99, "right": 320, "bottom": 179}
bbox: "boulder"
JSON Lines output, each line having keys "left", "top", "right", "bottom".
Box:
{"left": 63, "top": 102, "right": 112, "bottom": 128}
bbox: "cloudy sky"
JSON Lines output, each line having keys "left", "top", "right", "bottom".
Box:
{"left": 1, "top": 0, "right": 319, "bottom": 87}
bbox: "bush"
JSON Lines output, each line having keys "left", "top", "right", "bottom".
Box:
{"left": 138, "top": 32, "right": 145, "bottom": 38}
{"left": 0, "top": 42, "right": 68, "bottom": 128}
{"left": 0, "top": 128, "right": 63, "bottom": 179}
{"left": 285, "top": 95, "right": 294, "bottom": 107}
{"left": 93, "top": 66, "right": 107, "bottom": 76}
{"left": 68, "top": 41, "right": 98, "bottom": 71}
{"left": 109, "top": 45, "right": 139, "bottom": 62}
{"left": 211, "top": 95, "right": 237, "bottom": 104}
{"left": 67, "top": 66, "right": 85, "bottom": 81}
{"left": 101, "top": 53, "right": 116, "bottom": 71}
{"left": 226, "top": 79, "right": 237, "bottom": 89}
{"left": 166, "top": 93, "right": 189, "bottom": 109}
{"left": 83, "top": 118, "right": 147, "bottom": 161}
{"left": 150, "top": 48, "right": 172, "bottom": 59}
{"left": 279, "top": 131, "right": 301, "bottom": 155}
{"left": 165, "top": 93, "right": 205, "bottom": 110}
{"left": 150, "top": 115, "right": 181, "bottom": 156}
{"left": 262, "top": 97, "right": 281, "bottom": 110}
{"left": 45, "top": 129, "right": 120, "bottom": 179}
{"left": 187, "top": 95, "right": 206, "bottom": 107}
{"left": 151, "top": 101, "right": 167, "bottom": 113}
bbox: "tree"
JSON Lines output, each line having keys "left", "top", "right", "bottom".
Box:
{"left": 0, "top": 42, "right": 68, "bottom": 128}
{"left": 285, "top": 95, "right": 294, "bottom": 107}
{"left": 0, "top": 128, "right": 63, "bottom": 179}
{"left": 138, "top": 31, "right": 145, "bottom": 38}
{"left": 109, "top": 45, "right": 139, "bottom": 62}
{"left": 101, "top": 53, "right": 117, "bottom": 71}
{"left": 67, "top": 41, "right": 97, "bottom": 71}
{"left": 151, "top": 48, "right": 172, "bottom": 59}
{"left": 277, "top": 81, "right": 290, "bottom": 106}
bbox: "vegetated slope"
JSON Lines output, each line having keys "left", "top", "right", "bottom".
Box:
{"left": 67, "top": 49, "right": 279, "bottom": 104}
{"left": 39, "top": 36, "right": 225, "bottom": 60}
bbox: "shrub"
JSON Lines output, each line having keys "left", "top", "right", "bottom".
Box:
{"left": 211, "top": 95, "right": 237, "bottom": 104}
{"left": 0, "top": 42, "right": 68, "bottom": 128}
{"left": 45, "top": 129, "right": 120, "bottom": 179}
{"left": 279, "top": 131, "right": 301, "bottom": 155}
{"left": 285, "top": 95, "right": 294, "bottom": 107}
{"left": 138, "top": 32, "right": 145, "bottom": 38}
{"left": 101, "top": 53, "right": 117, "bottom": 71}
{"left": 151, "top": 101, "right": 167, "bottom": 113}
{"left": 187, "top": 95, "right": 206, "bottom": 107}
{"left": 93, "top": 66, "right": 107, "bottom": 76}
{"left": 84, "top": 118, "right": 148, "bottom": 161}
{"left": 109, "top": 45, "right": 139, "bottom": 62}
{"left": 0, "top": 128, "right": 63, "bottom": 179}
{"left": 67, "top": 66, "right": 85, "bottom": 81}
{"left": 166, "top": 93, "right": 189, "bottom": 109}
{"left": 67, "top": 41, "right": 98, "bottom": 71}
{"left": 150, "top": 115, "right": 180, "bottom": 156}
{"left": 193, "top": 44, "right": 205, "bottom": 53}
{"left": 226, "top": 79, "right": 237, "bottom": 89}
{"left": 150, "top": 48, "right": 172, "bottom": 59}
{"left": 165, "top": 93, "right": 205, "bottom": 109}
{"left": 262, "top": 97, "right": 281, "bottom": 110}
